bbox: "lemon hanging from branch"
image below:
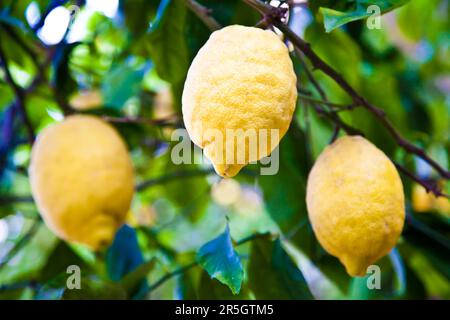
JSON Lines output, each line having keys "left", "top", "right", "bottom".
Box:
{"left": 306, "top": 136, "right": 405, "bottom": 277}
{"left": 182, "top": 25, "right": 297, "bottom": 177}
{"left": 29, "top": 115, "right": 135, "bottom": 250}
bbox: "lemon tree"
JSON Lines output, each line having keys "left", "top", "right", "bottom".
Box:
{"left": 0, "top": 0, "right": 448, "bottom": 301}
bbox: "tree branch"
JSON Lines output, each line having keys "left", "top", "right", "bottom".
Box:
{"left": 297, "top": 93, "right": 356, "bottom": 111}
{"left": 0, "top": 195, "right": 34, "bottom": 205}
{"left": 394, "top": 162, "right": 450, "bottom": 199}
{"left": 241, "top": 0, "right": 450, "bottom": 180}
{"left": 306, "top": 101, "right": 364, "bottom": 136}
{"left": 136, "top": 168, "right": 215, "bottom": 192}
{"left": 102, "top": 115, "right": 181, "bottom": 128}
{"left": 184, "top": 0, "right": 222, "bottom": 31}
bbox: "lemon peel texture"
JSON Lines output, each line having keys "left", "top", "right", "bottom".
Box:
{"left": 29, "top": 115, "right": 135, "bottom": 250}
{"left": 182, "top": 25, "right": 297, "bottom": 177}
{"left": 306, "top": 136, "right": 405, "bottom": 276}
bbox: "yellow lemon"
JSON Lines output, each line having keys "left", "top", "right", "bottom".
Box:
{"left": 435, "top": 196, "right": 450, "bottom": 216}
{"left": 211, "top": 178, "right": 241, "bottom": 206}
{"left": 29, "top": 115, "right": 135, "bottom": 250}
{"left": 306, "top": 136, "right": 405, "bottom": 277}
{"left": 412, "top": 183, "right": 434, "bottom": 212}
{"left": 412, "top": 183, "right": 450, "bottom": 216}
{"left": 70, "top": 89, "right": 103, "bottom": 110}
{"left": 182, "top": 25, "right": 297, "bottom": 177}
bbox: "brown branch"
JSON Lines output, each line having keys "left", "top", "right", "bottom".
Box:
{"left": 298, "top": 93, "right": 356, "bottom": 110}
{"left": 184, "top": 0, "right": 221, "bottom": 31}
{"left": 242, "top": 0, "right": 450, "bottom": 180}
{"left": 306, "top": 102, "right": 364, "bottom": 136}
{"left": 136, "top": 168, "right": 215, "bottom": 192}
{"left": 294, "top": 48, "right": 327, "bottom": 101}
{"left": 0, "top": 195, "right": 34, "bottom": 205}
{"left": 394, "top": 162, "right": 450, "bottom": 199}
{"left": 184, "top": 0, "right": 449, "bottom": 197}
{"left": 103, "top": 115, "right": 181, "bottom": 127}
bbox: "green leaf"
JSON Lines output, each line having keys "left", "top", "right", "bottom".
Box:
{"left": 106, "top": 225, "right": 145, "bottom": 281}
{"left": 120, "top": 260, "right": 155, "bottom": 296}
{"left": 320, "top": 0, "right": 410, "bottom": 32}
{"left": 38, "top": 242, "right": 88, "bottom": 283}
{"left": 403, "top": 213, "right": 450, "bottom": 280}
{"left": 197, "top": 270, "right": 251, "bottom": 299}
{"left": 53, "top": 43, "right": 81, "bottom": 105}
{"left": 106, "top": 225, "right": 150, "bottom": 298}
{"left": 196, "top": 225, "right": 243, "bottom": 295}
{"left": 147, "top": 0, "right": 189, "bottom": 84}
{"left": 247, "top": 238, "right": 313, "bottom": 299}
{"left": 258, "top": 124, "right": 309, "bottom": 233}
{"left": 101, "top": 62, "right": 145, "bottom": 109}
{"left": 123, "top": 0, "right": 157, "bottom": 37}
{"left": 0, "top": 223, "right": 59, "bottom": 285}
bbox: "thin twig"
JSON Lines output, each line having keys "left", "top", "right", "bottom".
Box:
{"left": 0, "top": 195, "right": 34, "bottom": 205}
{"left": 329, "top": 124, "right": 341, "bottom": 143}
{"left": 294, "top": 48, "right": 327, "bottom": 101}
{"left": 235, "top": 232, "right": 271, "bottom": 246}
{"left": 297, "top": 93, "right": 355, "bottom": 110}
{"left": 308, "top": 102, "right": 364, "bottom": 136}
{"left": 103, "top": 115, "right": 180, "bottom": 128}
{"left": 394, "top": 162, "right": 450, "bottom": 199}
{"left": 184, "top": 0, "right": 221, "bottom": 31}
{"left": 136, "top": 168, "right": 215, "bottom": 192}
{"left": 147, "top": 262, "right": 197, "bottom": 293}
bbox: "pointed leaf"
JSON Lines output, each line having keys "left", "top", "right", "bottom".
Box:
{"left": 196, "top": 225, "right": 243, "bottom": 295}
{"left": 147, "top": 0, "right": 189, "bottom": 84}
{"left": 321, "top": 0, "right": 411, "bottom": 32}
{"left": 248, "top": 238, "right": 314, "bottom": 299}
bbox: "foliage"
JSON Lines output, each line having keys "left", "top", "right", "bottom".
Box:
{"left": 0, "top": 0, "right": 449, "bottom": 300}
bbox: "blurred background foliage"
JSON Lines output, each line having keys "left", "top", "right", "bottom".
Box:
{"left": 0, "top": 0, "right": 449, "bottom": 300}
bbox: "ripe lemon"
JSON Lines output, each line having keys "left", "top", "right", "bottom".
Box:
{"left": 182, "top": 25, "right": 297, "bottom": 177}
{"left": 306, "top": 136, "right": 405, "bottom": 277}
{"left": 412, "top": 183, "right": 450, "bottom": 216}
{"left": 70, "top": 89, "right": 103, "bottom": 110}
{"left": 29, "top": 115, "right": 135, "bottom": 250}
{"left": 412, "top": 183, "right": 434, "bottom": 212}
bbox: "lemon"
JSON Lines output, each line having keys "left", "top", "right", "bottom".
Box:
{"left": 435, "top": 196, "right": 450, "bottom": 216}
{"left": 29, "top": 115, "right": 135, "bottom": 250}
{"left": 182, "top": 25, "right": 297, "bottom": 177}
{"left": 306, "top": 136, "right": 405, "bottom": 277}
{"left": 70, "top": 89, "right": 103, "bottom": 110}
{"left": 211, "top": 178, "right": 241, "bottom": 206}
{"left": 412, "top": 183, "right": 450, "bottom": 216}
{"left": 412, "top": 183, "right": 434, "bottom": 212}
